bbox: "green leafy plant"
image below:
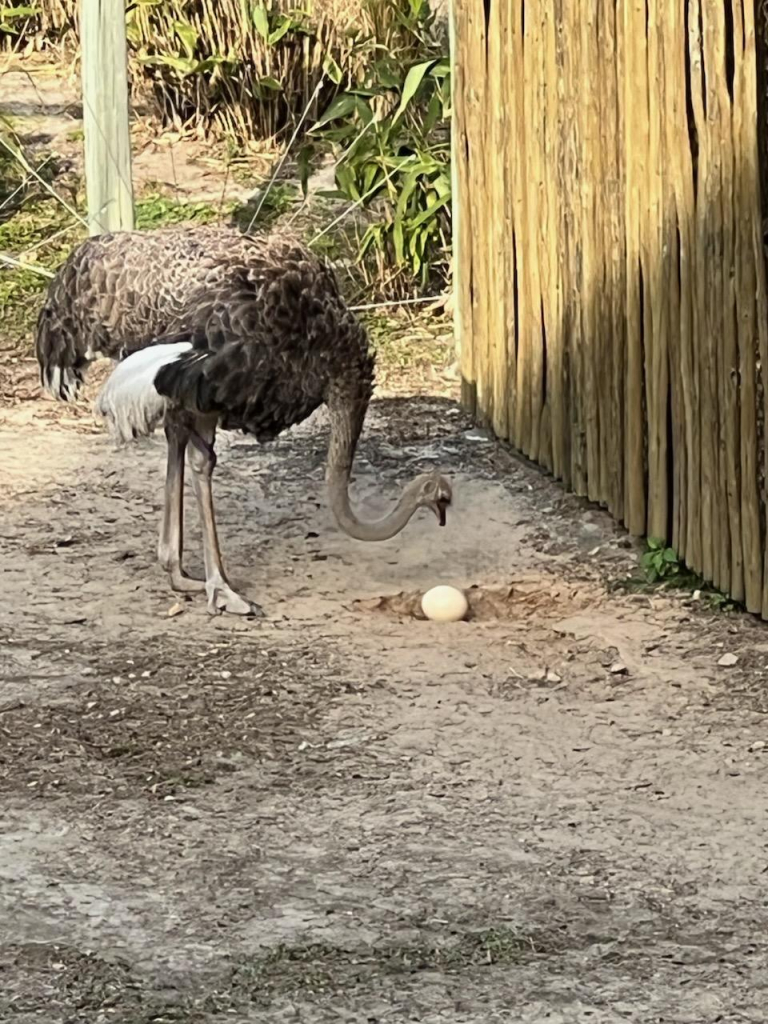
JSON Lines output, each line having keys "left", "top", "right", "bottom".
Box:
{"left": 0, "top": 4, "right": 39, "bottom": 37}
{"left": 312, "top": 43, "right": 451, "bottom": 293}
{"left": 618, "top": 537, "right": 738, "bottom": 612}
{"left": 641, "top": 537, "right": 683, "bottom": 584}
{"left": 134, "top": 193, "right": 222, "bottom": 230}
{"left": 3, "top": 1, "right": 444, "bottom": 146}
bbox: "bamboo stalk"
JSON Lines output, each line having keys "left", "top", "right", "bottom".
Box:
{"left": 452, "top": 0, "right": 477, "bottom": 417}
{"left": 486, "top": 0, "right": 509, "bottom": 440}
{"left": 676, "top": 3, "right": 702, "bottom": 570}
{"left": 503, "top": 0, "right": 518, "bottom": 439}
{"left": 710, "top": 0, "right": 743, "bottom": 600}
{"left": 623, "top": 0, "right": 648, "bottom": 534}
{"left": 610, "top": 0, "right": 627, "bottom": 522}
{"left": 645, "top": 0, "right": 669, "bottom": 542}
{"left": 740, "top": 0, "right": 768, "bottom": 617}
{"left": 565, "top": 1, "right": 587, "bottom": 495}
{"left": 701, "top": 0, "right": 728, "bottom": 592}
{"left": 525, "top": 0, "right": 545, "bottom": 464}
{"left": 512, "top": 0, "right": 531, "bottom": 452}
{"left": 579, "top": 0, "right": 600, "bottom": 501}
{"left": 449, "top": 0, "right": 464, "bottom": 403}
{"left": 734, "top": 0, "right": 764, "bottom": 613}
{"left": 548, "top": 0, "right": 565, "bottom": 479}
{"left": 689, "top": 0, "right": 715, "bottom": 578}
{"left": 464, "top": 0, "right": 490, "bottom": 425}
{"left": 662, "top": 1, "right": 686, "bottom": 556}
{"left": 594, "top": 0, "right": 612, "bottom": 508}
{"left": 532, "top": 0, "right": 552, "bottom": 471}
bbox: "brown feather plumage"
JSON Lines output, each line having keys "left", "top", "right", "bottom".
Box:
{"left": 35, "top": 224, "right": 451, "bottom": 615}
{"left": 36, "top": 225, "right": 375, "bottom": 437}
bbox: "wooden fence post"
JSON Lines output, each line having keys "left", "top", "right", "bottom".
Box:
{"left": 448, "top": 0, "right": 462, "bottom": 369}
{"left": 80, "top": 0, "right": 134, "bottom": 235}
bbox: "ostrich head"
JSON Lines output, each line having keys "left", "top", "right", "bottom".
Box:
{"left": 413, "top": 471, "right": 452, "bottom": 527}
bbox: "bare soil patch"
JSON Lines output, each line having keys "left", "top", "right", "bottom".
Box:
{"left": 2, "top": 386, "right": 768, "bottom": 1023}
{"left": 2, "top": 58, "right": 768, "bottom": 1024}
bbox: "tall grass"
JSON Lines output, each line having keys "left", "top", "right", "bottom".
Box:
{"left": 1, "top": 0, "right": 440, "bottom": 143}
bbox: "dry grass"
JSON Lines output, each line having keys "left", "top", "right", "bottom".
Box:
{"left": 4, "top": 0, "right": 438, "bottom": 142}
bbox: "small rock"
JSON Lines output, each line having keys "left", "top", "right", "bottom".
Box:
{"left": 464, "top": 428, "right": 493, "bottom": 443}
{"left": 749, "top": 741, "right": 765, "bottom": 752}
{"left": 718, "top": 653, "right": 739, "bottom": 667}
{"left": 610, "top": 663, "right": 628, "bottom": 676}
{"left": 167, "top": 602, "right": 185, "bottom": 618}
{"left": 220, "top": 670, "right": 232, "bottom": 680}
{"left": 546, "top": 671, "right": 562, "bottom": 684}
{"left": 530, "top": 668, "right": 548, "bottom": 682}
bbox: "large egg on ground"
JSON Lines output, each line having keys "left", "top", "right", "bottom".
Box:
{"left": 421, "top": 585, "right": 469, "bottom": 623}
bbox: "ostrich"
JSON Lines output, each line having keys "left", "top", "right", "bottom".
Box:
{"left": 36, "top": 225, "right": 452, "bottom": 616}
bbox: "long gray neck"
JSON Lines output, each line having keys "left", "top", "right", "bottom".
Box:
{"left": 326, "top": 389, "right": 421, "bottom": 542}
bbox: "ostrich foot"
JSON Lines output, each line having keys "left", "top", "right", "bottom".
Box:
{"left": 205, "top": 576, "right": 264, "bottom": 617}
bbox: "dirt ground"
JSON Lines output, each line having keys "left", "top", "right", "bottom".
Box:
{"left": 3, "top": 59, "right": 768, "bottom": 1024}
{"left": 2, "top": 367, "right": 768, "bottom": 1023}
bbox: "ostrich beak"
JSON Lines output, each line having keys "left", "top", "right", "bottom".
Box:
{"left": 434, "top": 500, "right": 449, "bottom": 527}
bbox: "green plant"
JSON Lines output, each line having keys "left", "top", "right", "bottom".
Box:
{"left": 2, "top": 1, "right": 443, "bottom": 147}
{"left": 641, "top": 537, "right": 683, "bottom": 584}
{"left": 0, "top": 4, "right": 39, "bottom": 38}
{"left": 134, "top": 193, "right": 222, "bottom": 230}
{"left": 312, "top": 26, "right": 451, "bottom": 293}
{"left": 0, "top": 198, "right": 78, "bottom": 347}
{"left": 230, "top": 182, "right": 299, "bottom": 231}
{"left": 610, "top": 537, "right": 740, "bottom": 612}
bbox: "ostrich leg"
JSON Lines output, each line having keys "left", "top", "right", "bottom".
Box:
{"left": 187, "top": 419, "right": 263, "bottom": 617}
{"left": 158, "top": 422, "right": 205, "bottom": 594}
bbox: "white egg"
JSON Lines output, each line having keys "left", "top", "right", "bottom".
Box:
{"left": 421, "top": 585, "right": 469, "bottom": 623}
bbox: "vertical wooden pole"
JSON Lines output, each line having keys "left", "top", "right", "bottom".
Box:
{"left": 604, "top": 0, "right": 626, "bottom": 522}
{"left": 464, "top": 0, "right": 489, "bottom": 424}
{"left": 81, "top": 0, "right": 134, "bottom": 235}
{"left": 645, "top": 0, "right": 669, "bottom": 542}
{"left": 448, "top": 0, "right": 462, "bottom": 377}
{"left": 623, "top": 0, "right": 648, "bottom": 535}
{"left": 452, "top": 0, "right": 477, "bottom": 416}
{"left": 486, "top": 0, "right": 509, "bottom": 439}
{"left": 736, "top": 0, "right": 766, "bottom": 614}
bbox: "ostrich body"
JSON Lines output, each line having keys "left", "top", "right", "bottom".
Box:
{"left": 36, "top": 226, "right": 452, "bottom": 615}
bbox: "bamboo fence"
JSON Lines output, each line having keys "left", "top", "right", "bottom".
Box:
{"left": 452, "top": 0, "right": 768, "bottom": 615}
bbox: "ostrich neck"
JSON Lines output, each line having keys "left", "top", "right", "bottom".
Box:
{"left": 326, "top": 392, "right": 419, "bottom": 542}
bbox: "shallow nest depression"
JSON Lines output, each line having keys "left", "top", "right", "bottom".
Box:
{"left": 350, "top": 575, "right": 593, "bottom": 622}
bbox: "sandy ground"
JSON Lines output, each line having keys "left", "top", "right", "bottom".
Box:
{"left": 3, "top": 57, "right": 768, "bottom": 1024}
{"left": 2, "top": 377, "right": 768, "bottom": 1023}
